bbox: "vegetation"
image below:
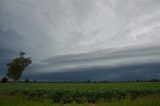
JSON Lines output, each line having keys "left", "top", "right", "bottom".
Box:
{"left": 1, "top": 52, "right": 160, "bottom": 105}
{"left": 6, "top": 52, "right": 32, "bottom": 82}
{"left": 0, "top": 94, "right": 159, "bottom": 106}
{"left": 1, "top": 77, "right": 8, "bottom": 83}
{"left": 24, "top": 79, "right": 30, "bottom": 83}
{"left": 0, "top": 82, "right": 160, "bottom": 105}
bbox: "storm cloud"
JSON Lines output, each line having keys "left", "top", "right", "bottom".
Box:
{"left": 0, "top": 0, "right": 160, "bottom": 81}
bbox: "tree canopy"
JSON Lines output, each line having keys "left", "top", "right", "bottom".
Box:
{"left": 7, "top": 52, "right": 32, "bottom": 82}
{"left": 1, "top": 77, "right": 8, "bottom": 83}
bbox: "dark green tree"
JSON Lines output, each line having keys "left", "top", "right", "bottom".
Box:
{"left": 24, "top": 78, "right": 30, "bottom": 83}
{"left": 7, "top": 52, "right": 32, "bottom": 82}
{"left": 1, "top": 77, "right": 8, "bottom": 83}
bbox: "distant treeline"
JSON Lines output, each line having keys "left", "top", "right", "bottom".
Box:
{"left": 1, "top": 77, "right": 160, "bottom": 83}
{"left": 44, "top": 79, "right": 160, "bottom": 83}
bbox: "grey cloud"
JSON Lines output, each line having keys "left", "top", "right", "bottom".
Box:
{"left": 1, "top": 0, "right": 160, "bottom": 81}
{"left": 30, "top": 46, "right": 160, "bottom": 73}
{"left": 23, "top": 63, "right": 160, "bottom": 82}
{"left": 1, "top": 0, "right": 160, "bottom": 55}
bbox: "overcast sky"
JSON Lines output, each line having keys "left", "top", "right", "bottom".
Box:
{"left": 0, "top": 0, "right": 160, "bottom": 81}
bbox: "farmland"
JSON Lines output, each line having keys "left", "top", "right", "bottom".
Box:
{"left": 0, "top": 82, "right": 160, "bottom": 106}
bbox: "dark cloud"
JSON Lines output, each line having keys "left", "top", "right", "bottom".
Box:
{"left": 33, "top": 46, "right": 160, "bottom": 73}
{"left": 0, "top": 0, "right": 160, "bottom": 81}
{"left": 22, "top": 63, "right": 160, "bottom": 82}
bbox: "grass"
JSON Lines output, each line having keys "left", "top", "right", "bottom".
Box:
{"left": 1, "top": 82, "right": 160, "bottom": 91}
{"left": 0, "top": 82, "right": 160, "bottom": 106}
{"left": 0, "top": 94, "right": 159, "bottom": 106}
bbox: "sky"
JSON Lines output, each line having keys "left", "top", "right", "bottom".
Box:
{"left": 0, "top": 0, "right": 160, "bottom": 81}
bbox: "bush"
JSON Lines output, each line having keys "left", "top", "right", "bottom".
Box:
{"left": 25, "top": 79, "right": 29, "bottom": 83}
{"left": 86, "top": 92, "right": 98, "bottom": 103}
{"left": 49, "top": 90, "right": 65, "bottom": 103}
{"left": 60, "top": 93, "right": 73, "bottom": 104}
{"left": 74, "top": 91, "right": 86, "bottom": 104}
{"left": 1, "top": 77, "right": 8, "bottom": 83}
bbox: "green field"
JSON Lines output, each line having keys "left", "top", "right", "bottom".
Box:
{"left": 0, "top": 82, "right": 160, "bottom": 106}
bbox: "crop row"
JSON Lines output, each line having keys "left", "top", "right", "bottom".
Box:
{"left": 0, "top": 88, "right": 160, "bottom": 104}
